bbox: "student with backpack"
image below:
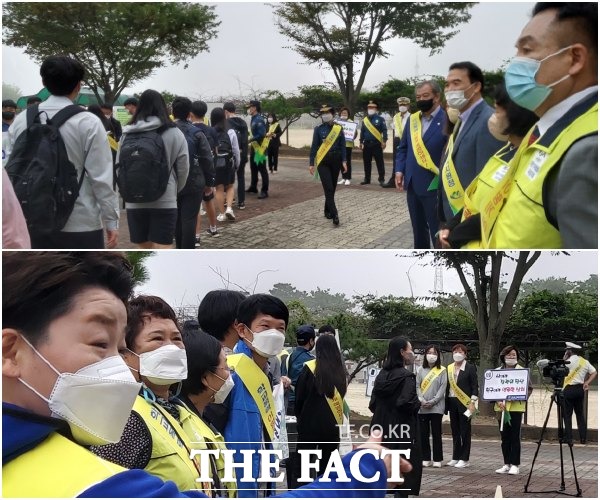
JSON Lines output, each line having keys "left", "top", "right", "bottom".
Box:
{"left": 211, "top": 107, "right": 240, "bottom": 223}
{"left": 172, "top": 97, "right": 215, "bottom": 249}
{"left": 224, "top": 102, "right": 249, "bottom": 210}
{"left": 116, "top": 89, "right": 189, "bottom": 249}
{"left": 7, "top": 56, "right": 119, "bottom": 249}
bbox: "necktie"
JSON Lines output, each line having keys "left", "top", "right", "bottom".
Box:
{"left": 452, "top": 118, "right": 462, "bottom": 141}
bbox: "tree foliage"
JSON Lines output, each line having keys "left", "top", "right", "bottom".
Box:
{"left": 260, "top": 90, "right": 308, "bottom": 143}
{"left": 125, "top": 251, "right": 155, "bottom": 287}
{"left": 270, "top": 282, "right": 353, "bottom": 317}
{"left": 272, "top": 2, "right": 474, "bottom": 114}
{"left": 3, "top": 2, "right": 219, "bottom": 104}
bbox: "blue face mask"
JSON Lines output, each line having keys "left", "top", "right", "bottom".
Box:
{"left": 504, "top": 46, "right": 572, "bottom": 111}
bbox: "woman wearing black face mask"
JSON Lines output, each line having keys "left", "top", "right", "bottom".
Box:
{"left": 308, "top": 104, "right": 348, "bottom": 226}
{"left": 369, "top": 337, "right": 422, "bottom": 497}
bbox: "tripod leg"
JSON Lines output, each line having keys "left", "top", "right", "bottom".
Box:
{"left": 567, "top": 444, "right": 583, "bottom": 497}
{"left": 557, "top": 394, "right": 566, "bottom": 491}
{"left": 524, "top": 394, "right": 554, "bottom": 493}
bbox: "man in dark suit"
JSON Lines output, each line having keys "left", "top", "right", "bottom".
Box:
{"left": 395, "top": 81, "right": 448, "bottom": 248}
{"left": 445, "top": 344, "right": 479, "bottom": 469}
{"left": 438, "top": 62, "right": 505, "bottom": 226}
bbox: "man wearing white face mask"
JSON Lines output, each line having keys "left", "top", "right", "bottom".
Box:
{"left": 309, "top": 104, "right": 348, "bottom": 226}
{"left": 484, "top": 2, "right": 598, "bottom": 249}
{"left": 438, "top": 61, "right": 505, "bottom": 226}
{"left": 359, "top": 100, "right": 388, "bottom": 186}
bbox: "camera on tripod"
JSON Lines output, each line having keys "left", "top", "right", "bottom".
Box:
{"left": 536, "top": 358, "right": 571, "bottom": 387}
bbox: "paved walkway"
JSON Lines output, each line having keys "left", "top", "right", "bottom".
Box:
{"left": 116, "top": 156, "right": 415, "bottom": 249}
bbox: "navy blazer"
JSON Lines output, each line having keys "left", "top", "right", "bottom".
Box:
{"left": 395, "top": 108, "right": 448, "bottom": 196}
{"left": 438, "top": 100, "right": 505, "bottom": 221}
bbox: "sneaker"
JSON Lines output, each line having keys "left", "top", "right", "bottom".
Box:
{"left": 432, "top": 462, "right": 442, "bottom": 468}
{"left": 344, "top": 179, "right": 351, "bottom": 185}
{"left": 508, "top": 466, "right": 519, "bottom": 475}
{"left": 217, "top": 213, "right": 226, "bottom": 222}
{"left": 446, "top": 460, "right": 458, "bottom": 467}
{"left": 454, "top": 460, "right": 469, "bottom": 468}
{"left": 332, "top": 216, "right": 339, "bottom": 226}
{"left": 205, "top": 228, "right": 220, "bottom": 237}
{"left": 237, "top": 202, "right": 245, "bottom": 210}
{"left": 337, "top": 178, "right": 345, "bottom": 185}
{"left": 225, "top": 208, "right": 236, "bottom": 221}
{"left": 258, "top": 191, "right": 269, "bottom": 199}
{"left": 495, "top": 465, "right": 510, "bottom": 474}
{"left": 360, "top": 180, "right": 370, "bottom": 185}
{"left": 422, "top": 461, "right": 432, "bottom": 468}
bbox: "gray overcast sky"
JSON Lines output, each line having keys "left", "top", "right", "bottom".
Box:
{"left": 2, "top": 1, "right": 535, "bottom": 99}
{"left": 136, "top": 251, "right": 598, "bottom": 307}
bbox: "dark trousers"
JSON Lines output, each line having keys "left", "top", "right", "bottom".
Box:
{"left": 268, "top": 144, "right": 280, "bottom": 172}
{"left": 498, "top": 411, "right": 522, "bottom": 465}
{"left": 237, "top": 157, "right": 247, "bottom": 204}
{"left": 406, "top": 186, "right": 439, "bottom": 249}
{"left": 563, "top": 384, "right": 587, "bottom": 442}
{"left": 362, "top": 141, "right": 385, "bottom": 182}
{"left": 175, "top": 190, "right": 202, "bottom": 249}
{"left": 290, "top": 441, "right": 339, "bottom": 488}
{"left": 385, "top": 136, "right": 401, "bottom": 185}
{"left": 31, "top": 229, "right": 104, "bottom": 249}
{"left": 419, "top": 413, "right": 443, "bottom": 462}
{"left": 342, "top": 146, "right": 353, "bottom": 179}
{"left": 318, "top": 158, "right": 342, "bottom": 218}
{"left": 249, "top": 148, "right": 269, "bottom": 193}
{"left": 448, "top": 397, "right": 472, "bottom": 461}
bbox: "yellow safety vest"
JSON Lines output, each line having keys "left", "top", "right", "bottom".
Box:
{"left": 441, "top": 132, "right": 466, "bottom": 215}
{"left": 447, "top": 363, "right": 472, "bottom": 408}
{"left": 305, "top": 359, "right": 344, "bottom": 425}
{"left": 460, "top": 143, "right": 514, "bottom": 249}
{"left": 227, "top": 353, "right": 276, "bottom": 441}
{"left": 177, "top": 402, "right": 237, "bottom": 497}
{"left": 133, "top": 396, "right": 202, "bottom": 492}
{"left": 493, "top": 364, "right": 528, "bottom": 413}
{"left": 316, "top": 124, "right": 342, "bottom": 166}
{"left": 420, "top": 366, "right": 446, "bottom": 395}
{"left": 363, "top": 116, "right": 383, "bottom": 143}
{"left": 3, "top": 432, "right": 125, "bottom": 498}
{"left": 486, "top": 101, "right": 598, "bottom": 248}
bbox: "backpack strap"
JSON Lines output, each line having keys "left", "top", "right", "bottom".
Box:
{"left": 26, "top": 103, "right": 42, "bottom": 128}
{"left": 48, "top": 104, "right": 85, "bottom": 128}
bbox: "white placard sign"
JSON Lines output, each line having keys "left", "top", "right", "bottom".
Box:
{"left": 335, "top": 120, "right": 358, "bottom": 142}
{"left": 366, "top": 367, "right": 380, "bottom": 397}
{"left": 482, "top": 368, "right": 529, "bottom": 401}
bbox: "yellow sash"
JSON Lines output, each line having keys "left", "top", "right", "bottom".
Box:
{"left": 316, "top": 124, "right": 342, "bottom": 167}
{"left": 563, "top": 357, "right": 586, "bottom": 388}
{"left": 393, "top": 113, "right": 405, "bottom": 137}
{"left": 227, "top": 353, "right": 276, "bottom": 441}
{"left": 441, "top": 133, "right": 466, "bottom": 215}
{"left": 447, "top": 363, "right": 472, "bottom": 408}
{"left": 305, "top": 359, "right": 344, "bottom": 425}
{"left": 480, "top": 138, "right": 531, "bottom": 247}
{"left": 420, "top": 366, "right": 445, "bottom": 395}
{"left": 268, "top": 122, "right": 279, "bottom": 136}
{"left": 410, "top": 113, "right": 440, "bottom": 176}
{"left": 107, "top": 133, "right": 118, "bottom": 151}
{"left": 363, "top": 116, "right": 383, "bottom": 143}
{"left": 252, "top": 137, "right": 270, "bottom": 156}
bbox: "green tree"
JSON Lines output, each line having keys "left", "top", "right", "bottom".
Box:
{"left": 3, "top": 2, "right": 219, "bottom": 104}
{"left": 125, "top": 251, "right": 155, "bottom": 287}
{"left": 298, "top": 85, "right": 346, "bottom": 116}
{"left": 272, "top": 2, "right": 474, "bottom": 114}
{"left": 261, "top": 90, "right": 309, "bottom": 145}
{"left": 270, "top": 282, "right": 353, "bottom": 317}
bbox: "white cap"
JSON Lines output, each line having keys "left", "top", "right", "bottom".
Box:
{"left": 565, "top": 341, "right": 582, "bottom": 350}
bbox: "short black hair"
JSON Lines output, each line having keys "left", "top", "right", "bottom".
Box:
{"left": 449, "top": 61, "right": 484, "bottom": 90}
{"left": 26, "top": 96, "right": 42, "bottom": 106}
{"left": 533, "top": 3, "right": 597, "bottom": 52}
{"left": 237, "top": 294, "right": 289, "bottom": 329}
{"left": 2, "top": 99, "right": 17, "bottom": 108}
{"left": 123, "top": 97, "right": 138, "bottom": 107}
{"left": 181, "top": 331, "right": 223, "bottom": 396}
{"left": 318, "top": 324, "right": 335, "bottom": 335}
{"left": 210, "top": 107, "right": 226, "bottom": 128}
{"left": 100, "top": 102, "right": 113, "bottom": 111}
{"left": 339, "top": 107, "right": 350, "bottom": 115}
{"left": 86, "top": 104, "right": 110, "bottom": 131}
{"left": 198, "top": 290, "right": 246, "bottom": 341}
{"left": 191, "top": 100, "right": 208, "bottom": 118}
{"left": 422, "top": 344, "right": 442, "bottom": 369}
{"left": 494, "top": 83, "right": 538, "bottom": 138}
{"left": 130, "top": 89, "right": 173, "bottom": 128}
{"left": 126, "top": 295, "right": 179, "bottom": 350}
{"left": 3, "top": 252, "right": 134, "bottom": 346}
{"left": 40, "top": 55, "right": 85, "bottom": 96}
{"left": 223, "top": 101, "right": 236, "bottom": 113}
{"left": 172, "top": 96, "right": 192, "bottom": 121}
{"left": 267, "top": 113, "right": 278, "bottom": 121}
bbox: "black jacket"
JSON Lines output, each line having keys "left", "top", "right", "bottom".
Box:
{"left": 446, "top": 361, "right": 479, "bottom": 409}
{"left": 227, "top": 116, "right": 249, "bottom": 158}
{"left": 369, "top": 365, "right": 422, "bottom": 496}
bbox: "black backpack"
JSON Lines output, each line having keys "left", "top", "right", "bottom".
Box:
{"left": 214, "top": 128, "right": 233, "bottom": 170}
{"left": 175, "top": 120, "right": 209, "bottom": 196}
{"left": 116, "top": 125, "right": 170, "bottom": 203}
{"left": 227, "top": 117, "right": 249, "bottom": 158}
{"left": 5, "top": 104, "right": 85, "bottom": 237}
